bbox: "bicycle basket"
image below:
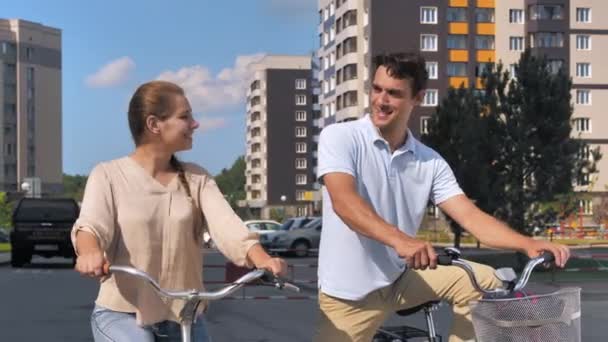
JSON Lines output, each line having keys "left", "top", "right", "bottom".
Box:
{"left": 470, "top": 287, "right": 581, "bottom": 342}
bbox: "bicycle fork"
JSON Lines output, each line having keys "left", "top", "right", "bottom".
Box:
{"left": 423, "top": 306, "right": 439, "bottom": 342}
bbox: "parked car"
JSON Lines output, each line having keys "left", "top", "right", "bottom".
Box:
{"left": 269, "top": 217, "right": 322, "bottom": 257}
{"left": 243, "top": 220, "right": 282, "bottom": 248}
{"left": 10, "top": 198, "right": 80, "bottom": 267}
{"left": 279, "top": 216, "right": 317, "bottom": 231}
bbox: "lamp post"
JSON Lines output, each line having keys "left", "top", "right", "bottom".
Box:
{"left": 280, "top": 195, "right": 287, "bottom": 221}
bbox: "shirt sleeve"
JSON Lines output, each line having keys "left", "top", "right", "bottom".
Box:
{"left": 430, "top": 156, "right": 464, "bottom": 205}
{"left": 71, "top": 163, "right": 116, "bottom": 253}
{"left": 198, "top": 175, "right": 259, "bottom": 268}
{"left": 317, "top": 124, "right": 357, "bottom": 184}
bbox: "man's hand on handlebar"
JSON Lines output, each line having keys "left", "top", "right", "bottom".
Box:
{"left": 392, "top": 236, "right": 438, "bottom": 270}
{"left": 523, "top": 240, "right": 571, "bottom": 268}
{"left": 256, "top": 257, "right": 288, "bottom": 277}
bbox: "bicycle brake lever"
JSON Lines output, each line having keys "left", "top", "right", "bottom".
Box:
{"left": 259, "top": 270, "right": 301, "bottom": 292}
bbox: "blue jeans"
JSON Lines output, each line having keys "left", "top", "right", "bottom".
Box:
{"left": 91, "top": 305, "right": 212, "bottom": 342}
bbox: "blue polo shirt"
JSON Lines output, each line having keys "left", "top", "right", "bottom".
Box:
{"left": 317, "top": 115, "right": 463, "bottom": 300}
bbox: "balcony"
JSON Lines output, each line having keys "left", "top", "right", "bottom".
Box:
{"left": 449, "top": 77, "right": 469, "bottom": 88}
{"left": 449, "top": 23, "right": 468, "bottom": 35}
{"left": 449, "top": 50, "right": 469, "bottom": 62}
{"left": 476, "top": 23, "right": 495, "bottom": 35}
{"left": 477, "top": 50, "right": 495, "bottom": 62}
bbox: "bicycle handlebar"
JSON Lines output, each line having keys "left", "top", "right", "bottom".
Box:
{"left": 436, "top": 248, "right": 555, "bottom": 297}
{"left": 104, "top": 264, "right": 300, "bottom": 301}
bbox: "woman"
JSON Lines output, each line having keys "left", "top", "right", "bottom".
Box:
{"left": 73, "top": 80, "right": 287, "bottom": 341}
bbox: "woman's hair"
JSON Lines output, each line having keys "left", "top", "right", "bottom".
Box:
{"left": 128, "top": 81, "right": 203, "bottom": 241}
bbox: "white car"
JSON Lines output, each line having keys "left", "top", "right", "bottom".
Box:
{"left": 243, "top": 220, "right": 282, "bottom": 247}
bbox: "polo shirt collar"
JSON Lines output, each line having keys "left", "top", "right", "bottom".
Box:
{"left": 363, "top": 114, "right": 417, "bottom": 155}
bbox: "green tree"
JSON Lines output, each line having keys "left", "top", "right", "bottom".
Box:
{"left": 62, "top": 174, "right": 88, "bottom": 201}
{"left": 215, "top": 156, "right": 246, "bottom": 209}
{"left": 494, "top": 50, "right": 600, "bottom": 233}
{"left": 0, "top": 192, "right": 13, "bottom": 229}
{"left": 422, "top": 84, "right": 505, "bottom": 247}
{"left": 423, "top": 50, "right": 600, "bottom": 240}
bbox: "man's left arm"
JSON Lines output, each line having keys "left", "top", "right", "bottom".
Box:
{"left": 438, "top": 194, "right": 571, "bottom": 267}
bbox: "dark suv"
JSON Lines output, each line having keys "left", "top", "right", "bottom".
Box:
{"left": 10, "top": 198, "right": 80, "bottom": 267}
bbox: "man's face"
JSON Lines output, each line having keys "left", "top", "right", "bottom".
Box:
{"left": 370, "top": 66, "right": 423, "bottom": 132}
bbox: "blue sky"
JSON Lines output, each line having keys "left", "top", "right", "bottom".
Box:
{"left": 3, "top": 0, "right": 317, "bottom": 176}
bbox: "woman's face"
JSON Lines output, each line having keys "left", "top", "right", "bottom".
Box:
{"left": 157, "top": 95, "right": 199, "bottom": 152}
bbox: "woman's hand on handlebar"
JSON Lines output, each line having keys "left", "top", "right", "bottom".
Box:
{"left": 75, "top": 250, "right": 108, "bottom": 278}
{"left": 524, "top": 240, "right": 571, "bottom": 268}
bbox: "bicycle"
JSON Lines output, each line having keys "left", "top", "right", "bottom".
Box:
{"left": 373, "top": 247, "right": 581, "bottom": 341}
{"left": 104, "top": 264, "right": 300, "bottom": 342}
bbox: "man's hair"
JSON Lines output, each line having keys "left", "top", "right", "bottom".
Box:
{"left": 373, "top": 52, "right": 428, "bottom": 95}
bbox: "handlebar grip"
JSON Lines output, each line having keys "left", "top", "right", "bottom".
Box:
{"left": 437, "top": 255, "right": 453, "bottom": 266}
{"left": 103, "top": 263, "right": 111, "bottom": 275}
{"left": 540, "top": 251, "right": 555, "bottom": 263}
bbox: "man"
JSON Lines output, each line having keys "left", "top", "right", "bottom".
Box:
{"left": 314, "top": 52, "right": 570, "bottom": 342}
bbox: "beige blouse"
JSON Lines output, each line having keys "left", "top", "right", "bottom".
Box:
{"left": 71, "top": 157, "right": 259, "bottom": 325}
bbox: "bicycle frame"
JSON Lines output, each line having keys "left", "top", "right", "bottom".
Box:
{"left": 106, "top": 265, "right": 300, "bottom": 342}
{"left": 374, "top": 248, "right": 556, "bottom": 342}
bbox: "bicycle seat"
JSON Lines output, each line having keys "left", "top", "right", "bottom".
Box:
{"left": 396, "top": 300, "right": 440, "bottom": 316}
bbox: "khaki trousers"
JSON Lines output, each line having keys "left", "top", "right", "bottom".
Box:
{"left": 314, "top": 261, "right": 501, "bottom": 342}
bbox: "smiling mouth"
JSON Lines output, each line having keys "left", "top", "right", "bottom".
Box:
{"left": 375, "top": 105, "right": 394, "bottom": 118}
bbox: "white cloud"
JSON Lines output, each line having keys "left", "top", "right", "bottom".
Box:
{"left": 198, "top": 117, "right": 228, "bottom": 133}
{"left": 86, "top": 56, "right": 135, "bottom": 88}
{"left": 156, "top": 53, "right": 266, "bottom": 113}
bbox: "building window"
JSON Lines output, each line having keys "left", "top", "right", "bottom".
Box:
{"left": 580, "top": 199, "right": 593, "bottom": 215}
{"left": 573, "top": 118, "right": 591, "bottom": 133}
{"left": 421, "top": 117, "right": 431, "bottom": 134}
{"left": 577, "top": 173, "right": 591, "bottom": 187}
{"left": 296, "top": 174, "right": 307, "bottom": 185}
{"left": 296, "top": 95, "right": 307, "bottom": 105}
{"left": 330, "top": 52, "right": 336, "bottom": 66}
{"left": 421, "top": 34, "right": 438, "bottom": 51}
{"left": 330, "top": 75, "right": 336, "bottom": 90}
{"left": 297, "top": 206, "right": 308, "bottom": 216}
{"left": 296, "top": 142, "right": 307, "bottom": 153}
{"left": 295, "top": 126, "right": 307, "bottom": 137}
{"left": 252, "top": 159, "right": 261, "bottom": 168}
{"left": 295, "top": 79, "right": 307, "bottom": 89}
{"left": 509, "top": 36, "right": 524, "bottom": 51}
{"left": 529, "top": 5, "right": 564, "bottom": 20}
{"left": 476, "top": 62, "right": 494, "bottom": 77}
{"left": 296, "top": 158, "right": 307, "bottom": 169}
{"left": 426, "top": 62, "right": 438, "bottom": 80}
{"left": 422, "top": 89, "right": 438, "bottom": 107}
{"left": 295, "top": 110, "right": 307, "bottom": 121}
{"left": 530, "top": 32, "right": 564, "bottom": 48}
{"left": 447, "top": 63, "right": 467, "bottom": 77}
{"left": 576, "top": 35, "right": 591, "bottom": 50}
{"left": 547, "top": 59, "right": 564, "bottom": 74}
{"left": 509, "top": 9, "right": 524, "bottom": 23}
{"left": 447, "top": 35, "right": 467, "bottom": 49}
{"left": 576, "top": 90, "right": 591, "bottom": 105}
{"left": 579, "top": 145, "right": 592, "bottom": 160}
{"left": 475, "top": 8, "right": 495, "bottom": 22}
{"left": 576, "top": 8, "right": 591, "bottom": 23}
{"left": 420, "top": 7, "right": 438, "bottom": 24}
{"left": 251, "top": 143, "right": 261, "bottom": 153}
{"left": 475, "top": 35, "right": 495, "bottom": 50}
{"left": 509, "top": 64, "right": 517, "bottom": 79}
{"left": 576, "top": 63, "right": 591, "bottom": 78}
{"left": 25, "top": 47, "right": 34, "bottom": 60}
{"left": 296, "top": 190, "right": 306, "bottom": 201}
{"left": 447, "top": 7, "right": 467, "bottom": 22}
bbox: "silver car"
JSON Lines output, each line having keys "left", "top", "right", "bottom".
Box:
{"left": 269, "top": 217, "right": 322, "bottom": 257}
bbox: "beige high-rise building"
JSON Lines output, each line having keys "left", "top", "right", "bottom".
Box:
{"left": 318, "top": 0, "right": 608, "bottom": 224}
{"left": 0, "top": 19, "right": 62, "bottom": 195}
